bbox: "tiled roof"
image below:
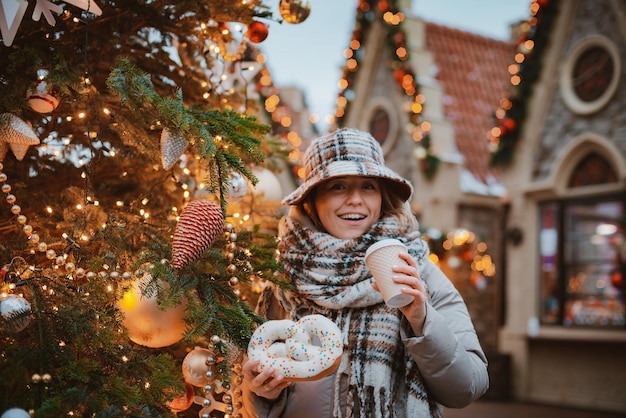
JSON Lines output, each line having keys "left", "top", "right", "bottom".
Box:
{"left": 425, "top": 22, "right": 516, "bottom": 183}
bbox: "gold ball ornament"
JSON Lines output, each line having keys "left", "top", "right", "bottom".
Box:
{"left": 182, "top": 347, "right": 216, "bottom": 387}
{"left": 279, "top": 0, "right": 311, "bottom": 24}
{"left": 117, "top": 273, "right": 187, "bottom": 348}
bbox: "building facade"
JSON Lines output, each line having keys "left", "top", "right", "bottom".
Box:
{"left": 333, "top": 0, "right": 626, "bottom": 414}
{"left": 499, "top": 0, "right": 626, "bottom": 413}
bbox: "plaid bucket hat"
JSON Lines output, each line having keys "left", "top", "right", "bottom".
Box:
{"left": 283, "top": 127, "right": 413, "bottom": 205}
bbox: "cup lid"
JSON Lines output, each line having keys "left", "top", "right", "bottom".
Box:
{"left": 365, "top": 239, "right": 406, "bottom": 258}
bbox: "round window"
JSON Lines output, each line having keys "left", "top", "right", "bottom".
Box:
{"left": 560, "top": 36, "right": 621, "bottom": 115}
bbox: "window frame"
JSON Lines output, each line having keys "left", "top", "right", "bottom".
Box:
{"left": 538, "top": 194, "right": 626, "bottom": 329}
{"left": 559, "top": 35, "right": 621, "bottom": 115}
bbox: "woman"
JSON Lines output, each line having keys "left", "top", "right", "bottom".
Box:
{"left": 240, "top": 128, "right": 489, "bottom": 417}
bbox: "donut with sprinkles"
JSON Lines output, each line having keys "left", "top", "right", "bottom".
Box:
{"left": 247, "top": 314, "right": 343, "bottom": 380}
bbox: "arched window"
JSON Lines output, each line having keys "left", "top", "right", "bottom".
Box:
{"left": 568, "top": 152, "right": 617, "bottom": 187}
{"left": 539, "top": 152, "right": 625, "bottom": 328}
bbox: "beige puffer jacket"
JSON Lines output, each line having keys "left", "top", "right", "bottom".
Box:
{"left": 239, "top": 261, "right": 489, "bottom": 418}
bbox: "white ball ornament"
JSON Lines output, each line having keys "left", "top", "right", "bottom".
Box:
{"left": 26, "top": 81, "right": 60, "bottom": 113}
{"left": 1, "top": 408, "right": 30, "bottom": 418}
{"left": 117, "top": 273, "right": 188, "bottom": 348}
{"left": 226, "top": 171, "right": 247, "bottom": 201}
{"left": 0, "top": 295, "right": 32, "bottom": 332}
{"left": 252, "top": 167, "right": 283, "bottom": 202}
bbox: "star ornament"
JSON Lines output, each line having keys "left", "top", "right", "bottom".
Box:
{"left": 0, "top": 113, "right": 40, "bottom": 162}
{"left": 0, "top": 0, "right": 28, "bottom": 47}
{"left": 0, "top": 0, "right": 102, "bottom": 47}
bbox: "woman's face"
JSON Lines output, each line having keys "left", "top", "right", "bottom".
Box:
{"left": 314, "top": 176, "right": 382, "bottom": 239}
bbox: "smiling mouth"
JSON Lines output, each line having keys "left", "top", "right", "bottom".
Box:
{"left": 339, "top": 213, "right": 366, "bottom": 221}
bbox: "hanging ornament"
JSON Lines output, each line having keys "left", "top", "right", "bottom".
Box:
{"left": 0, "top": 408, "right": 30, "bottom": 418}
{"left": 0, "top": 0, "right": 28, "bottom": 47}
{"left": 166, "top": 381, "right": 195, "bottom": 413}
{"left": 226, "top": 170, "right": 248, "bottom": 201}
{"left": 160, "top": 128, "right": 188, "bottom": 170}
{"left": 26, "top": 80, "right": 60, "bottom": 113}
{"left": 0, "top": 294, "right": 32, "bottom": 333}
{"left": 32, "top": 0, "right": 63, "bottom": 26}
{"left": 0, "top": 113, "right": 40, "bottom": 161}
{"left": 171, "top": 200, "right": 224, "bottom": 269}
{"left": 252, "top": 167, "right": 283, "bottom": 202}
{"left": 279, "top": 0, "right": 311, "bottom": 24}
{"left": 0, "top": 0, "right": 102, "bottom": 47}
{"left": 117, "top": 273, "right": 188, "bottom": 348}
{"left": 182, "top": 346, "right": 216, "bottom": 387}
{"left": 246, "top": 20, "right": 268, "bottom": 43}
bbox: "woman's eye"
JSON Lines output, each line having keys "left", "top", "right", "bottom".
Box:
{"left": 327, "top": 182, "right": 345, "bottom": 190}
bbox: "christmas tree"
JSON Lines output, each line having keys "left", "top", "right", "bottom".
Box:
{"left": 0, "top": 1, "right": 299, "bottom": 416}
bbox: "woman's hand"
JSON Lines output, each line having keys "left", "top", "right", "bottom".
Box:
{"left": 242, "top": 358, "right": 291, "bottom": 400}
{"left": 372, "top": 252, "right": 428, "bottom": 335}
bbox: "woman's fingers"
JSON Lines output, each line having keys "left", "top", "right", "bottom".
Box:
{"left": 242, "top": 358, "right": 290, "bottom": 399}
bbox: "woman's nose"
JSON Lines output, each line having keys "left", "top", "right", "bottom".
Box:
{"left": 346, "top": 188, "right": 363, "bottom": 203}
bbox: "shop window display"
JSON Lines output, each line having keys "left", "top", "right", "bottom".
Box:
{"left": 539, "top": 198, "right": 625, "bottom": 328}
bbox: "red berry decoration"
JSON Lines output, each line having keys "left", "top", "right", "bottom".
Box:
{"left": 171, "top": 200, "right": 224, "bottom": 269}
{"left": 247, "top": 21, "right": 268, "bottom": 43}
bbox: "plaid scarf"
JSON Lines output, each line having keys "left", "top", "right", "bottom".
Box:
{"left": 274, "top": 213, "right": 442, "bottom": 418}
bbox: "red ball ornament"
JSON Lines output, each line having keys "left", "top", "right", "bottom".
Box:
{"left": 611, "top": 270, "right": 623, "bottom": 289}
{"left": 247, "top": 21, "right": 268, "bottom": 43}
{"left": 26, "top": 81, "right": 60, "bottom": 113}
{"left": 502, "top": 118, "right": 516, "bottom": 132}
{"left": 166, "top": 382, "right": 195, "bottom": 413}
{"left": 393, "top": 69, "right": 405, "bottom": 84}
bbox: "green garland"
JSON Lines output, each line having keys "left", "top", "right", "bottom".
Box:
{"left": 490, "top": 0, "right": 559, "bottom": 166}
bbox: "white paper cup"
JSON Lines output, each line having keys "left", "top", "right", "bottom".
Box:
{"left": 365, "top": 239, "right": 415, "bottom": 308}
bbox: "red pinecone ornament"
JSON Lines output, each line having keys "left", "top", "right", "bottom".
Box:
{"left": 171, "top": 200, "right": 224, "bottom": 269}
